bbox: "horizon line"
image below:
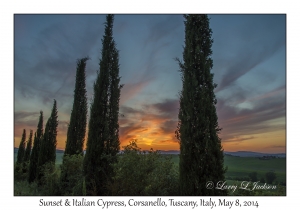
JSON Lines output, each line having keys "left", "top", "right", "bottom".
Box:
{"left": 13, "top": 147, "right": 286, "bottom": 154}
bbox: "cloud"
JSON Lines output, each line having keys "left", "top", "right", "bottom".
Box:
{"left": 223, "top": 136, "right": 255, "bottom": 143}
{"left": 216, "top": 86, "right": 285, "bottom": 142}
{"left": 119, "top": 99, "right": 180, "bottom": 148}
{"left": 14, "top": 16, "right": 105, "bottom": 107}
{"left": 150, "top": 99, "right": 179, "bottom": 118}
{"left": 121, "top": 81, "right": 285, "bottom": 147}
{"left": 58, "top": 120, "right": 69, "bottom": 134}
{"left": 121, "top": 15, "right": 182, "bottom": 91}
{"left": 159, "top": 120, "right": 178, "bottom": 143}
{"left": 14, "top": 111, "right": 40, "bottom": 130}
{"left": 120, "top": 80, "right": 151, "bottom": 106}
{"left": 119, "top": 122, "right": 149, "bottom": 147}
{"left": 14, "top": 111, "right": 39, "bottom": 121}
{"left": 264, "top": 145, "right": 286, "bottom": 149}
{"left": 214, "top": 15, "right": 286, "bottom": 92}
{"left": 14, "top": 111, "right": 40, "bottom": 141}
{"left": 224, "top": 85, "right": 285, "bottom": 107}
{"left": 120, "top": 122, "right": 148, "bottom": 137}
{"left": 143, "top": 15, "right": 182, "bottom": 46}
{"left": 216, "top": 43, "right": 284, "bottom": 92}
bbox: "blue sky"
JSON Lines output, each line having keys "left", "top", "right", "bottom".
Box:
{"left": 14, "top": 14, "right": 286, "bottom": 152}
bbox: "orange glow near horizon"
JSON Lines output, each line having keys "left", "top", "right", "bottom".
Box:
{"left": 14, "top": 127, "right": 285, "bottom": 153}
{"left": 118, "top": 120, "right": 180, "bottom": 151}
{"left": 14, "top": 111, "right": 285, "bottom": 153}
{"left": 221, "top": 129, "right": 285, "bottom": 153}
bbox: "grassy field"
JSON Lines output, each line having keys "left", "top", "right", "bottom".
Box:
{"left": 167, "top": 154, "right": 286, "bottom": 183}
{"left": 224, "top": 155, "right": 286, "bottom": 183}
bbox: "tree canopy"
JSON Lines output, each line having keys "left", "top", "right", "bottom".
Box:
{"left": 176, "top": 14, "right": 226, "bottom": 196}
{"left": 83, "top": 14, "right": 122, "bottom": 195}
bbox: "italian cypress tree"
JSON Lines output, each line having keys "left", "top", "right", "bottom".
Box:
{"left": 175, "top": 14, "right": 226, "bottom": 196}
{"left": 16, "top": 129, "right": 26, "bottom": 164}
{"left": 83, "top": 14, "right": 122, "bottom": 195}
{"left": 106, "top": 16, "right": 122, "bottom": 171}
{"left": 24, "top": 130, "right": 33, "bottom": 162}
{"left": 28, "top": 111, "right": 43, "bottom": 183}
{"left": 61, "top": 58, "right": 88, "bottom": 194}
{"left": 37, "top": 100, "right": 58, "bottom": 180}
{"left": 64, "top": 57, "right": 88, "bottom": 156}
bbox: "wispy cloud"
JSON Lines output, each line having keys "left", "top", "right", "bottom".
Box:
{"left": 214, "top": 15, "right": 286, "bottom": 92}
{"left": 120, "top": 80, "right": 151, "bottom": 106}
{"left": 264, "top": 145, "right": 286, "bottom": 149}
{"left": 14, "top": 16, "right": 105, "bottom": 107}
{"left": 14, "top": 111, "right": 40, "bottom": 139}
{"left": 14, "top": 111, "right": 39, "bottom": 121}
{"left": 217, "top": 86, "right": 285, "bottom": 142}
{"left": 143, "top": 15, "right": 182, "bottom": 47}
{"left": 216, "top": 41, "right": 285, "bottom": 92}
{"left": 14, "top": 15, "right": 286, "bottom": 152}
{"left": 150, "top": 99, "right": 179, "bottom": 118}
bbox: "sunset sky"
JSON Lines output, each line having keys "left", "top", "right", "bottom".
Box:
{"left": 14, "top": 14, "right": 286, "bottom": 153}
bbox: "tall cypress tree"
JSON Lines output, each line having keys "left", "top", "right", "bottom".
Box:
{"left": 175, "top": 14, "right": 226, "bottom": 196}
{"left": 16, "top": 129, "right": 26, "bottom": 164}
{"left": 83, "top": 14, "right": 122, "bottom": 195}
{"left": 28, "top": 111, "right": 43, "bottom": 183}
{"left": 107, "top": 17, "right": 122, "bottom": 168}
{"left": 24, "top": 130, "right": 33, "bottom": 162}
{"left": 61, "top": 58, "right": 88, "bottom": 194}
{"left": 37, "top": 100, "right": 58, "bottom": 180}
{"left": 64, "top": 57, "right": 88, "bottom": 156}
